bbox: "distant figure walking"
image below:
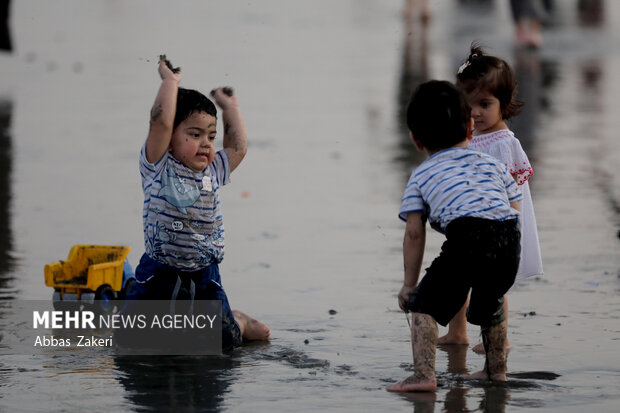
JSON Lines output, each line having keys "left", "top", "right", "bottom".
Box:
{"left": 510, "top": 0, "right": 546, "bottom": 48}
{"left": 404, "top": 0, "right": 431, "bottom": 24}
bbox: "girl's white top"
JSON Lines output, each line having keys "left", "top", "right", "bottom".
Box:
{"left": 469, "top": 129, "right": 543, "bottom": 279}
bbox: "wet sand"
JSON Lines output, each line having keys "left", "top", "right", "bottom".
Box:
{"left": 0, "top": 1, "right": 619, "bottom": 412}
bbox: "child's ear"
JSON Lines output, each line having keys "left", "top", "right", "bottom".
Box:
{"left": 410, "top": 132, "right": 424, "bottom": 151}
{"left": 466, "top": 118, "right": 474, "bottom": 141}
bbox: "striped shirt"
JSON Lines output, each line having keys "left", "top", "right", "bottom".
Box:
{"left": 399, "top": 147, "right": 522, "bottom": 233}
{"left": 140, "top": 145, "right": 230, "bottom": 270}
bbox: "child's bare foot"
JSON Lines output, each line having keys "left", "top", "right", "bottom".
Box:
{"left": 468, "top": 323, "right": 508, "bottom": 382}
{"left": 387, "top": 374, "right": 437, "bottom": 392}
{"left": 463, "top": 369, "right": 488, "bottom": 380}
{"left": 462, "top": 369, "right": 507, "bottom": 382}
{"left": 472, "top": 341, "right": 511, "bottom": 354}
{"left": 437, "top": 332, "right": 469, "bottom": 345}
{"left": 233, "top": 310, "right": 270, "bottom": 341}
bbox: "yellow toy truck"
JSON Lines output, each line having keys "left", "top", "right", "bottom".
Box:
{"left": 44, "top": 245, "right": 136, "bottom": 311}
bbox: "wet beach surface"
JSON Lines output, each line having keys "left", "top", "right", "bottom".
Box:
{"left": 0, "top": 1, "right": 619, "bottom": 412}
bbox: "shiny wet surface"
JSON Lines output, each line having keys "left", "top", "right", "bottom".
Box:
{"left": 0, "top": 1, "right": 619, "bottom": 412}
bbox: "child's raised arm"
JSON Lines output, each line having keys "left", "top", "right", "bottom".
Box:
{"left": 210, "top": 88, "right": 247, "bottom": 173}
{"left": 145, "top": 56, "right": 182, "bottom": 164}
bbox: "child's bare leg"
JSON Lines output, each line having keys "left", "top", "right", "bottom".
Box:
{"left": 527, "top": 19, "right": 543, "bottom": 48}
{"left": 403, "top": 0, "right": 431, "bottom": 23}
{"left": 514, "top": 20, "right": 529, "bottom": 47}
{"left": 465, "top": 322, "right": 508, "bottom": 381}
{"left": 472, "top": 297, "right": 510, "bottom": 354}
{"left": 387, "top": 313, "right": 438, "bottom": 392}
{"left": 438, "top": 300, "right": 469, "bottom": 345}
{"left": 232, "top": 310, "right": 270, "bottom": 341}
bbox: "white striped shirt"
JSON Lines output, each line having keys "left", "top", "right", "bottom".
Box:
{"left": 399, "top": 147, "right": 522, "bottom": 233}
{"left": 140, "top": 145, "right": 230, "bottom": 270}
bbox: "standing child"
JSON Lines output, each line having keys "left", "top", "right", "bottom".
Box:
{"left": 437, "top": 45, "right": 543, "bottom": 352}
{"left": 387, "top": 80, "right": 522, "bottom": 392}
{"left": 130, "top": 56, "right": 270, "bottom": 352}
{"left": 509, "top": 0, "right": 548, "bottom": 48}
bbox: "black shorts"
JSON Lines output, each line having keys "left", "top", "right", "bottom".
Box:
{"left": 405, "top": 217, "right": 521, "bottom": 327}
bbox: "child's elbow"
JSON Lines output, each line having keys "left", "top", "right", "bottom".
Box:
{"left": 239, "top": 144, "right": 248, "bottom": 158}
{"left": 404, "top": 228, "right": 424, "bottom": 244}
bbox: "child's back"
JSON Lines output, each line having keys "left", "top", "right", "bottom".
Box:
{"left": 400, "top": 147, "right": 521, "bottom": 234}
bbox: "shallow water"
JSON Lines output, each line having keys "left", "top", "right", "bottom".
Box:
{"left": 1, "top": 1, "right": 619, "bottom": 412}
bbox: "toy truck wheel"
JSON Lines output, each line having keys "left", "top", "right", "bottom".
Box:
{"left": 95, "top": 285, "right": 117, "bottom": 313}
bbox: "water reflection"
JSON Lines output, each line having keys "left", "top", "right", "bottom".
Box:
{"left": 441, "top": 345, "right": 469, "bottom": 413}
{"left": 579, "top": 59, "right": 603, "bottom": 93}
{"left": 440, "top": 343, "right": 469, "bottom": 376}
{"left": 456, "top": 0, "right": 495, "bottom": 7}
{"left": 114, "top": 355, "right": 240, "bottom": 412}
{"left": 577, "top": 0, "right": 605, "bottom": 27}
{"left": 400, "top": 345, "right": 511, "bottom": 412}
{"left": 0, "top": 0, "right": 13, "bottom": 295}
{"left": 477, "top": 385, "right": 511, "bottom": 413}
{"left": 575, "top": 58, "right": 619, "bottom": 229}
{"left": 510, "top": 49, "right": 559, "bottom": 166}
{"left": 442, "top": 346, "right": 510, "bottom": 413}
{"left": 0, "top": 0, "right": 10, "bottom": 52}
{"left": 0, "top": 97, "right": 15, "bottom": 287}
{"left": 394, "top": 4, "right": 430, "bottom": 174}
{"left": 400, "top": 391, "right": 437, "bottom": 413}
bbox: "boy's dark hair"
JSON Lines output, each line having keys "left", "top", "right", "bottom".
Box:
{"left": 456, "top": 44, "right": 523, "bottom": 119}
{"left": 173, "top": 88, "right": 217, "bottom": 131}
{"left": 406, "top": 80, "right": 472, "bottom": 151}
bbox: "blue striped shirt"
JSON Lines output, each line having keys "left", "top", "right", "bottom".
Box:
{"left": 399, "top": 148, "right": 522, "bottom": 232}
{"left": 140, "top": 145, "right": 231, "bottom": 270}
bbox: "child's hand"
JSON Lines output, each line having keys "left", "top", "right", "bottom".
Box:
{"left": 397, "top": 284, "right": 416, "bottom": 311}
{"left": 158, "top": 55, "right": 182, "bottom": 82}
{"left": 210, "top": 87, "right": 238, "bottom": 109}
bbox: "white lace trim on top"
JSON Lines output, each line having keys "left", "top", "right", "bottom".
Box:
{"left": 469, "top": 129, "right": 533, "bottom": 185}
